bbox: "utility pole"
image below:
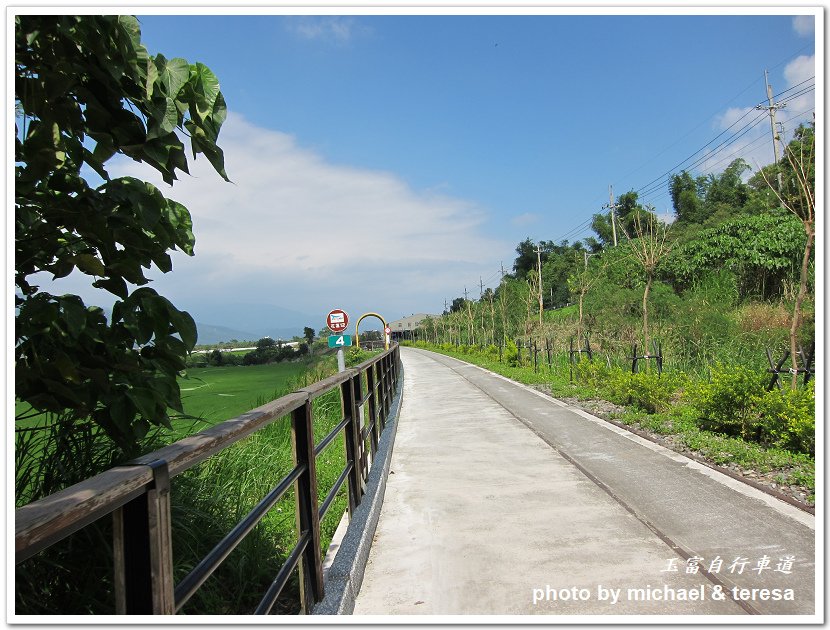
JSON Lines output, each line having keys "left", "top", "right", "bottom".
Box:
{"left": 499, "top": 262, "right": 507, "bottom": 344}
{"left": 776, "top": 121, "right": 787, "bottom": 160}
{"left": 756, "top": 69, "right": 786, "bottom": 163}
{"left": 537, "top": 245, "right": 544, "bottom": 329}
{"left": 602, "top": 185, "right": 619, "bottom": 247}
{"left": 479, "top": 276, "right": 485, "bottom": 343}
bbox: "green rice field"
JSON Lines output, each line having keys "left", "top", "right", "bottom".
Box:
{"left": 178, "top": 361, "right": 322, "bottom": 427}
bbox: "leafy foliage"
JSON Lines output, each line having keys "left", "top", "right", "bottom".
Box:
{"left": 663, "top": 211, "right": 805, "bottom": 299}
{"left": 15, "top": 15, "right": 228, "bottom": 455}
{"left": 685, "top": 364, "right": 814, "bottom": 455}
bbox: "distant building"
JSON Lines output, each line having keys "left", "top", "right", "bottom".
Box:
{"left": 387, "top": 313, "right": 437, "bottom": 341}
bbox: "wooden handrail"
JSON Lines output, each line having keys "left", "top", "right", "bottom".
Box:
{"left": 15, "top": 344, "right": 402, "bottom": 614}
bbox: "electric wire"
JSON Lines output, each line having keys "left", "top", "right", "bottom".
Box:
{"left": 451, "top": 62, "right": 816, "bottom": 306}
{"left": 636, "top": 110, "right": 769, "bottom": 199}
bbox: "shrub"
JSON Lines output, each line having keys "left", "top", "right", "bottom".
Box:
{"left": 573, "top": 358, "right": 612, "bottom": 387}
{"left": 686, "top": 364, "right": 815, "bottom": 455}
{"left": 504, "top": 339, "right": 520, "bottom": 366}
{"left": 605, "top": 368, "right": 685, "bottom": 414}
{"left": 345, "top": 347, "right": 374, "bottom": 367}
{"left": 685, "top": 364, "right": 765, "bottom": 440}
{"left": 757, "top": 381, "right": 815, "bottom": 455}
{"left": 483, "top": 344, "right": 500, "bottom": 361}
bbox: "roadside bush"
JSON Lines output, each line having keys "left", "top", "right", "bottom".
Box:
{"left": 504, "top": 339, "right": 520, "bottom": 366}
{"left": 757, "top": 381, "right": 815, "bottom": 455}
{"left": 482, "top": 344, "right": 500, "bottom": 361}
{"left": 345, "top": 347, "right": 374, "bottom": 367}
{"left": 605, "top": 368, "right": 685, "bottom": 414}
{"left": 686, "top": 364, "right": 815, "bottom": 455}
{"left": 573, "top": 358, "right": 612, "bottom": 387}
{"left": 685, "top": 364, "right": 765, "bottom": 441}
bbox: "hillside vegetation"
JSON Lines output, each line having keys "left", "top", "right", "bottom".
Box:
{"left": 412, "top": 125, "right": 815, "bottom": 502}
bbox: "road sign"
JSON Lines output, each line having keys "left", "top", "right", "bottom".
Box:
{"left": 328, "top": 335, "right": 352, "bottom": 348}
{"left": 326, "top": 308, "right": 349, "bottom": 333}
{"left": 384, "top": 326, "right": 391, "bottom": 335}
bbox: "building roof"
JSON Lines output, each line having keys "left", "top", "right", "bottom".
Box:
{"left": 388, "top": 313, "right": 437, "bottom": 330}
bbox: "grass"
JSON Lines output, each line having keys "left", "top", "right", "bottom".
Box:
{"left": 175, "top": 360, "right": 331, "bottom": 429}
{"left": 404, "top": 341, "right": 815, "bottom": 504}
{"left": 16, "top": 352, "right": 361, "bottom": 615}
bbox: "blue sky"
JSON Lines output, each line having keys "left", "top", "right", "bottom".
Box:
{"left": 25, "top": 8, "right": 819, "bottom": 335}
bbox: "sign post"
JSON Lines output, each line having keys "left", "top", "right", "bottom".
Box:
{"left": 326, "top": 309, "right": 350, "bottom": 372}
{"left": 328, "top": 334, "right": 352, "bottom": 348}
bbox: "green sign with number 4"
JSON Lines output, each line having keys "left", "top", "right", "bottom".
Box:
{"left": 328, "top": 334, "right": 353, "bottom": 348}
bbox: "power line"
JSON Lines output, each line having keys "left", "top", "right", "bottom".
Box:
{"left": 452, "top": 66, "right": 816, "bottom": 306}
{"left": 625, "top": 74, "right": 814, "bottom": 202}
{"left": 636, "top": 110, "right": 769, "bottom": 199}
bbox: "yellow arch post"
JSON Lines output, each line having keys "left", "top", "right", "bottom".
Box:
{"left": 355, "top": 312, "right": 388, "bottom": 351}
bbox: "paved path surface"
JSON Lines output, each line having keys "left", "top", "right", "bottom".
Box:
{"left": 352, "top": 348, "right": 816, "bottom": 617}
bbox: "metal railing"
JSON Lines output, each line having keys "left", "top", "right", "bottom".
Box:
{"left": 15, "top": 344, "right": 402, "bottom": 615}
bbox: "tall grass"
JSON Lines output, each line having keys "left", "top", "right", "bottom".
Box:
{"left": 16, "top": 356, "right": 355, "bottom": 615}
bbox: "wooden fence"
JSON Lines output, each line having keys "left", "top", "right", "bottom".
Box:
{"left": 15, "top": 344, "right": 402, "bottom": 614}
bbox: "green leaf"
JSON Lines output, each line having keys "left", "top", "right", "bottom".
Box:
{"left": 191, "top": 62, "right": 220, "bottom": 118}
{"left": 168, "top": 305, "right": 197, "bottom": 349}
{"left": 145, "top": 55, "right": 159, "bottom": 99}
{"left": 117, "top": 15, "right": 142, "bottom": 49}
{"left": 154, "top": 55, "right": 190, "bottom": 99}
{"left": 61, "top": 297, "right": 87, "bottom": 337}
{"left": 126, "top": 386, "right": 158, "bottom": 420}
{"left": 73, "top": 253, "right": 106, "bottom": 277}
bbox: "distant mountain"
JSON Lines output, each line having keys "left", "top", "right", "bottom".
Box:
{"left": 194, "top": 323, "right": 260, "bottom": 345}
{"left": 87, "top": 302, "right": 311, "bottom": 345}
{"left": 184, "top": 301, "right": 315, "bottom": 343}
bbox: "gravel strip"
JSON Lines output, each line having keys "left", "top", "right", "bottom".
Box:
{"left": 530, "top": 386, "right": 814, "bottom": 511}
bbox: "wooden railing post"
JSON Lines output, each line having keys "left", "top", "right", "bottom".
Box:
{"left": 113, "top": 459, "right": 174, "bottom": 614}
{"left": 365, "top": 363, "right": 379, "bottom": 457}
{"left": 352, "top": 373, "right": 369, "bottom": 486}
{"left": 382, "top": 354, "right": 392, "bottom": 418}
{"left": 341, "top": 376, "right": 363, "bottom": 515}
{"left": 291, "top": 399, "right": 324, "bottom": 612}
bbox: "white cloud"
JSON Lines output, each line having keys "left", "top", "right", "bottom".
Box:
{"left": 783, "top": 54, "right": 814, "bottom": 87}
{"left": 780, "top": 55, "right": 816, "bottom": 138}
{"left": 793, "top": 15, "right": 815, "bottom": 37}
{"left": 707, "top": 55, "right": 815, "bottom": 175}
{"left": 286, "top": 17, "right": 368, "bottom": 44}
{"left": 108, "top": 113, "right": 507, "bottom": 318}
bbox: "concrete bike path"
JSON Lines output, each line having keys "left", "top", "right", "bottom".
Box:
{"left": 351, "top": 348, "right": 816, "bottom": 617}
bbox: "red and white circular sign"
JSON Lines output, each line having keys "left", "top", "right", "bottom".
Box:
{"left": 326, "top": 309, "right": 349, "bottom": 333}
{"left": 384, "top": 326, "right": 391, "bottom": 335}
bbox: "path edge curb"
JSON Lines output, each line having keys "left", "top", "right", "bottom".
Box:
{"left": 311, "top": 363, "right": 405, "bottom": 615}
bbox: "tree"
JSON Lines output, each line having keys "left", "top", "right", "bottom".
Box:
{"left": 256, "top": 337, "right": 276, "bottom": 349}
{"left": 208, "top": 349, "right": 224, "bottom": 366}
{"left": 303, "top": 326, "right": 315, "bottom": 345}
{"left": 702, "top": 159, "right": 750, "bottom": 215}
{"left": 567, "top": 251, "right": 607, "bottom": 342}
{"left": 512, "top": 237, "right": 554, "bottom": 279}
{"left": 590, "top": 212, "right": 615, "bottom": 247}
{"left": 592, "top": 191, "right": 649, "bottom": 245}
{"left": 621, "top": 208, "right": 674, "bottom": 358}
{"left": 449, "top": 297, "right": 467, "bottom": 313}
{"left": 15, "top": 16, "right": 228, "bottom": 454}
{"left": 758, "top": 123, "right": 815, "bottom": 389}
{"left": 670, "top": 171, "right": 704, "bottom": 224}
